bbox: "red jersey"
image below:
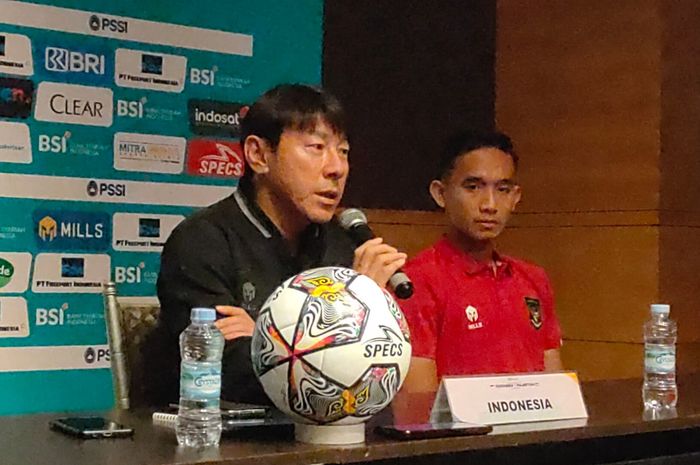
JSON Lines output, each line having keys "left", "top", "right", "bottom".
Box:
{"left": 401, "top": 237, "right": 562, "bottom": 378}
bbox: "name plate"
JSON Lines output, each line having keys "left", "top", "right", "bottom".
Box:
{"left": 430, "top": 371, "right": 588, "bottom": 425}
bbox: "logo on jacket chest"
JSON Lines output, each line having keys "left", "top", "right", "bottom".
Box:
{"left": 524, "top": 297, "right": 542, "bottom": 329}
{"left": 465, "top": 305, "right": 483, "bottom": 330}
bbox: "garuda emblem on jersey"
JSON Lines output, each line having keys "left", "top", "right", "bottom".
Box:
{"left": 524, "top": 297, "right": 542, "bottom": 330}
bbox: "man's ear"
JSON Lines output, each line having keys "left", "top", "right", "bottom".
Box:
{"left": 511, "top": 185, "right": 522, "bottom": 211}
{"left": 429, "top": 180, "right": 446, "bottom": 208}
{"left": 243, "top": 135, "right": 272, "bottom": 175}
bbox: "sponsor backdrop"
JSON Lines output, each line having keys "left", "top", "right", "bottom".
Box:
{"left": 0, "top": 0, "right": 322, "bottom": 414}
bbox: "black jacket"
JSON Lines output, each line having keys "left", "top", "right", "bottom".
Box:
{"left": 143, "top": 186, "right": 355, "bottom": 406}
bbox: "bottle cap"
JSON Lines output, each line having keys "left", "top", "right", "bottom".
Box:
{"left": 650, "top": 304, "right": 670, "bottom": 315}
{"left": 191, "top": 307, "right": 216, "bottom": 322}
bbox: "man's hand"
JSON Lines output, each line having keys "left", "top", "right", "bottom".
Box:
{"left": 215, "top": 305, "right": 255, "bottom": 340}
{"left": 353, "top": 237, "right": 407, "bottom": 288}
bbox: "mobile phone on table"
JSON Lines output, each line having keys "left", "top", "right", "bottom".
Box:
{"left": 375, "top": 421, "right": 492, "bottom": 440}
{"left": 169, "top": 401, "right": 269, "bottom": 420}
{"left": 49, "top": 416, "right": 134, "bottom": 439}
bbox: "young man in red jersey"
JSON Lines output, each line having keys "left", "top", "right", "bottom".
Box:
{"left": 397, "top": 131, "right": 562, "bottom": 405}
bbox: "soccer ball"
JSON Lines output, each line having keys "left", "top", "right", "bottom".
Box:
{"left": 251, "top": 266, "right": 411, "bottom": 426}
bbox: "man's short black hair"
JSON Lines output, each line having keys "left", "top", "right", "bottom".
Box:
{"left": 240, "top": 83, "right": 347, "bottom": 148}
{"left": 436, "top": 130, "right": 518, "bottom": 180}
{"left": 238, "top": 83, "right": 347, "bottom": 188}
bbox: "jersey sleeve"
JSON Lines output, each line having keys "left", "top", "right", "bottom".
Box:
{"left": 537, "top": 270, "right": 562, "bottom": 350}
{"left": 400, "top": 259, "right": 441, "bottom": 360}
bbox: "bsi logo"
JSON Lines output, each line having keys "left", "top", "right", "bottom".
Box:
{"left": 116, "top": 98, "right": 144, "bottom": 118}
{"left": 87, "top": 180, "right": 126, "bottom": 198}
{"left": 114, "top": 262, "right": 145, "bottom": 284}
{"left": 84, "top": 346, "right": 110, "bottom": 364}
{"left": 36, "top": 303, "right": 68, "bottom": 326}
{"left": 88, "top": 15, "right": 128, "bottom": 34}
{"left": 38, "top": 132, "right": 70, "bottom": 154}
{"left": 190, "top": 67, "right": 216, "bottom": 86}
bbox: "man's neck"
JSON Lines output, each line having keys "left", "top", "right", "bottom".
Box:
{"left": 254, "top": 184, "right": 309, "bottom": 252}
{"left": 447, "top": 229, "right": 495, "bottom": 263}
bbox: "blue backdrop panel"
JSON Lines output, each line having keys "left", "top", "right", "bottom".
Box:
{"left": 0, "top": 0, "right": 322, "bottom": 414}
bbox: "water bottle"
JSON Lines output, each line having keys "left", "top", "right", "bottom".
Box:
{"left": 176, "top": 307, "right": 225, "bottom": 447}
{"left": 642, "top": 304, "right": 677, "bottom": 409}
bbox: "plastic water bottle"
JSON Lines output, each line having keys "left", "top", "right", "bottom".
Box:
{"left": 642, "top": 304, "right": 677, "bottom": 409}
{"left": 176, "top": 307, "right": 225, "bottom": 447}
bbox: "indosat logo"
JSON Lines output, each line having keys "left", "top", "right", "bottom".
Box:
{"left": 188, "top": 99, "right": 248, "bottom": 138}
{"left": 0, "top": 258, "right": 14, "bottom": 288}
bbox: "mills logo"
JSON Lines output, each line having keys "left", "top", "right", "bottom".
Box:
{"left": 186, "top": 139, "right": 244, "bottom": 178}
{"left": 34, "top": 210, "right": 109, "bottom": 251}
{"left": 38, "top": 216, "right": 58, "bottom": 241}
{"left": 0, "top": 258, "right": 14, "bottom": 289}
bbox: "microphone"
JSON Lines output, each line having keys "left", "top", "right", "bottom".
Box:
{"left": 338, "top": 208, "right": 414, "bottom": 299}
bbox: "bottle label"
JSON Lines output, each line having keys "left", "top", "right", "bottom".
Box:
{"left": 645, "top": 344, "right": 676, "bottom": 373}
{"left": 180, "top": 361, "right": 222, "bottom": 404}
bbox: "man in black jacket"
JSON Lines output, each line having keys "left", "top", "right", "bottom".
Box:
{"left": 144, "top": 84, "right": 406, "bottom": 405}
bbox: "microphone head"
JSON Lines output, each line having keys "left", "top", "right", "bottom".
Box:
{"left": 338, "top": 208, "right": 368, "bottom": 230}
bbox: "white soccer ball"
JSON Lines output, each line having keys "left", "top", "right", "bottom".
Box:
{"left": 251, "top": 266, "right": 411, "bottom": 425}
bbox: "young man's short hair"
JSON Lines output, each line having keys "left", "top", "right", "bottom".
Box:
{"left": 436, "top": 130, "right": 519, "bottom": 180}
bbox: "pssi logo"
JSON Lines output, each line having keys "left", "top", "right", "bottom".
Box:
{"left": 88, "top": 15, "right": 128, "bottom": 34}
{"left": 86, "top": 180, "right": 126, "bottom": 197}
{"left": 84, "top": 346, "right": 110, "bottom": 364}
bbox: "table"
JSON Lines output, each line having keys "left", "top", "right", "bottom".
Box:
{"left": 1, "top": 374, "right": 699, "bottom": 465}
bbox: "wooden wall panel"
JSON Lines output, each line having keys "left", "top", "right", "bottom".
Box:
{"left": 495, "top": 0, "right": 661, "bottom": 213}
{"left": 660, "top": 227, "right": 700, "bottom": 344}
{"left": 561, "top": 341, "right": 642, "bottom": 381}
{"left": 498, "top": 224, "right": 659, "bottom": 343}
